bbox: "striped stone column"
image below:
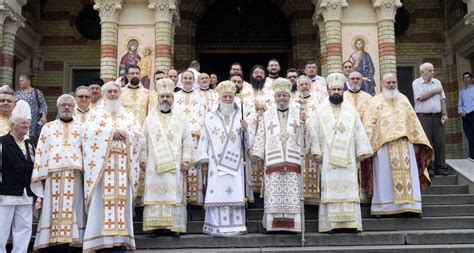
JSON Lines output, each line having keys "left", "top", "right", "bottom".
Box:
{"left": 149, "top": 0, "right": 179, "bottom": 72}
{"left": 373, "top": 0, "right": 402, "bottom": 76}
{"left": 318, "top": 0, "right": 348, "bottom": 74}
{"left": 1, "top": 17, "right": 24, "bottom": 86}
{"left": 94, "top": 0, "right": 122, "bottom": 82}
{"left": 315, "top": 18, "right": 328, "bottom": 77}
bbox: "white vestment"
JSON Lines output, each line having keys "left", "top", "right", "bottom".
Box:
{"left": 174, "top": 90, "right": 208, "bottom": 205}
{"left": 252, "top": 104, "right": 303, "bottom": 232}
{"left": 197, "top": 104, "right": 255, "bottom": 236}
{"left": 31, "top": 120, "right": 85, "bottom": 250}
{"left": 309, "top": 99, "right": 373, "bottom": 232}
{"left": 82, "top": 108, "right": 143, "bottom": 252}
{"left": 141, "top": 108, "right": 194, "bottom": 232}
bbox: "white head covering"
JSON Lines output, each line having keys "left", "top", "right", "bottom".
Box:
{"left": 12, "top": 99, "right": 32, "bottom": 120}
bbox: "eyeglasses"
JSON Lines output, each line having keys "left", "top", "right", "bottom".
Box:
{"left": 59, "top": 104, "right": 74, "bottom": 108}
{"left": 76, "top": 95, "right": 91, "bottom": 99}
{"left": 350, "top": 77, "right": 361, "bottom": 80}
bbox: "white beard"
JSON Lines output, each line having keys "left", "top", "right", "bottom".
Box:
{"left": 104, "top": 99, "right": 122, "bottom": 114}
{"left": 382, "top": 88, "right": 400, "bottom": 100}
{"left": 219, "top": 103, "right": 234, "bottom": 117}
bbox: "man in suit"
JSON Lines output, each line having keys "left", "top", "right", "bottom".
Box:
{"left": 0, "top": 113, "right": 34, "bottom": 253}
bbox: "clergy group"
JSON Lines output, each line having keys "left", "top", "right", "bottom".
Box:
{"left": 0, "top": 59, "right": 440, "bottom": 252}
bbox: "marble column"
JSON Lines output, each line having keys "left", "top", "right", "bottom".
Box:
{"left": 373, "top": 0, "right": 402, "bottom": 76}
{"left": 94, "top": 0, "right": 122, "bottom": 82}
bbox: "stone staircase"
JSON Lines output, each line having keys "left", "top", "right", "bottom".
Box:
{"left": 22, "top": 172, "right": 474, "bottom": 252}
{"left": 124, "top": 174, "right": 474, "bottom": 252}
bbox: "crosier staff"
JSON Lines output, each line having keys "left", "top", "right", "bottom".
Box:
{"left": 296, "top": 98, "right": 306, "bottom": 247}
{"left": 239, "top": 93, "right": 249, "bottom": 228}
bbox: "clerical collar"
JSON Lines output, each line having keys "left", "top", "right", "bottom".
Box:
{"left": 127, "top": 84, "right": 140, "bottom": 89}
{"left": 302, "top": 94, "right": 311, "bottom": 99}
{"left": 160, "top": 109, "right": 171, "bottom": 114}
{"left": 349, "top": 89, "right": 361, "bottom": 93}
{"left": 277, "top": 108, "right": 289, "bottom": 112}
{"left": 60, "top": 117, "right": 73, "bottom": 123}
{"left": 183, "top": 89, "right": 193, "bottom": 93}
{"left": 200, "top": 87, "right": 210, "bottom": 91}
{"left": 77, "top": 107, "right": 89, "bottom": 113}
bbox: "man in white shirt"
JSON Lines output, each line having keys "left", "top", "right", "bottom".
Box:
{"left": 412, "top": 62, "right": 449, "bottom": 175}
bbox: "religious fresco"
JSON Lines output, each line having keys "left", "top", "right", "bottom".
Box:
{"left": 117, "top": 28, "right": 155, "bottom": 89}
{"left": 348, "top": 36, "right": 376, "bottom": 95}
{"left": 342, "top": 27, "right": 380, "bottom": 94}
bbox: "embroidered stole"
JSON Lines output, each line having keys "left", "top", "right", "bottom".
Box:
{"left": 147, "top": 111, "right": 181, "bottom": 173}
{"left": 49, "top": 170, "right": 76, "bottom": 243}
{"left": 388, "top": 138, "right": 415, "bottom": 204}
{"left": 317, "top": 101, "right": 356, "bottom": 167}
{"left": 205, "top": 110, "right": 242, "bottom": 176}
{"left": 263, "top": 106, "right": 301, "bottom": 172}
{"left": 101, "top": 113, "right": 130, "bottom": 235}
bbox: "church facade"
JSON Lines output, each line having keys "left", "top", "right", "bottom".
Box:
{"left": 0, "top": 0, "right": 473, "bottom": 158}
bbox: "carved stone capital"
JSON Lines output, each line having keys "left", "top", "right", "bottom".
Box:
{"left": 317, "top": 0, "right": 348, "bottom": 22}
{"left": 464, "top": 0, "right": 474, "bottom": 25}
{"left": 372, "top": 0, "right": 402, "bottom": 22}
{"left": 149, "top": 0, "right": 180, "bottom": 24}
{"left": 93, "top": 0, "right": 122, "bottom": 24}
{"left": 3, "top": 8, "right": 25, "bottom": 35}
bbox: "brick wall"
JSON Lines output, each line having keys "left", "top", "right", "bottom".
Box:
{"left": 35, "top": 0, "right": 100, "bottom": 117}
{"left": 396, "top": 0, "right": 463, "bottom": 158}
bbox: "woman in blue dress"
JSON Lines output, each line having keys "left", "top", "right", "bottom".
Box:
{"left": 15, "top": 74, "right": 48, "bottom": 143}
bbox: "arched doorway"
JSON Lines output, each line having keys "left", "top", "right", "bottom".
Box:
{"left": 195, "top": 0, "right": 292, "bottom": 81}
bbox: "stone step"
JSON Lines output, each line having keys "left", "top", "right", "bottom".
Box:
{"left": 422, "top": 194, "right": 474, "bottom": 205}
{"left": 125, "top": 229, "right": 474, "bottom": 250}
{"left": 132, "top": 216, "right": 474, "bottom": 234}
{"left": 184, "top": 204, "right": 474, "bottom": 221}
{"left": 423, "top": 185, "right": 469, "bottom": 195}
{"left": 430, "top": 175, "right": 458, "bottom": 185}
{"left": 128, "top": 244, "right": 474, "bottom": 253}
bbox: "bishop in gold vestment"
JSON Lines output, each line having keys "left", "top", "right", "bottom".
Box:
{"left": 363, "top": 73, "right": 431, "bottom": 216}
{"left": 31, "top": 95, "right": 85, "bottom": 250}
{"left": 82, "top": 82, "right": 143, "bottom": 252}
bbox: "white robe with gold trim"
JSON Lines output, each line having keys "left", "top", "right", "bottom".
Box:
{"left": 31, "top": 119, "right": 85, "bottom": 250}
{"left": 309, "top": 99, "right": 372, "bottom": 232}
{"left": 141, "top": 108, "right": 194, "bottom": 232}
{"left": 82, "top": 108, "right": 143, "bottom": 252}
